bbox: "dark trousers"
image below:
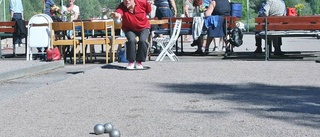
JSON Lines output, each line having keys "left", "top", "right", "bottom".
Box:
{"left": 124, "top": 29, "right": 150, "bottom": 62}
{"left": 255, "top": 31, "right": 282, "bottom": 51}
{"left": 11, "top": 13, "right": 22, "bottom": 45}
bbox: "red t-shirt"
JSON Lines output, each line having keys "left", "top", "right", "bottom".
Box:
{"left": 115, "top": 0, "right": 151, "bottom": 32}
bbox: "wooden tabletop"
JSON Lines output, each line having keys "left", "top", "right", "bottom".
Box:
{"left": 149, "top": 19, "right": 168, "bottom": 25}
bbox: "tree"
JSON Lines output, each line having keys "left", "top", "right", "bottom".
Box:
{"left": 77, "top": 0, "right": 101, "bottom": 19}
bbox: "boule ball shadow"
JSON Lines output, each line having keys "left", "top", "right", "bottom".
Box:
{"left": 110, "top": 129, "right": 121, "bottom": 137}
{"left": 104, "top": 123, "right": 114, "bottom": 133}
{"left": 93, "top": 124, "right": 105, "bottom": 135}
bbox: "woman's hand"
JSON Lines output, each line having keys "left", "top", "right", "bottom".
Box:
{"left": 147, "top": 0, "right": 154, "bottom": 5}
{"left": 110, "top": 12, "right": 121, "bottom": 19}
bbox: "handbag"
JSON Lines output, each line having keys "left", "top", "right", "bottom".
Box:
{"left": 286, "top": 8, "right": 297, "bottom": 16}
{"left": 46, "top": 47, "right": 61, "bottom": 61}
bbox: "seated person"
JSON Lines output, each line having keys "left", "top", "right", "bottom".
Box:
{"left": 254, "top": 0, "right": 286, "bottom": 55}
{"left": 194, "top": 0, "right": 230, "bottom": 55}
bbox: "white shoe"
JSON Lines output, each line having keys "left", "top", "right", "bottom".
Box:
{"left": 136, "top": 62, "right": 144, "bottom": 69}
{"left": 126, "top": 62, "right": 135, "bottom": 69}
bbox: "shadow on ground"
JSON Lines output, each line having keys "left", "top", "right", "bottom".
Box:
{"left": 158, "top": 82, "right": 320, "bottom": 129}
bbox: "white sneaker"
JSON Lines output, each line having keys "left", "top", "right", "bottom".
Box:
{"left": 136, "top": 62, "right": 144, "bottom": 69}
{"left": 126, "top": 62, "right": 135, "bottom": 70}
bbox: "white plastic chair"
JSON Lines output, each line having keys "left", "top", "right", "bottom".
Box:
{"left": 27, "top": 14, "right": 53, "bottom": 60}
{"left": 153, "top": 19, "right": 182, "bottom": 61}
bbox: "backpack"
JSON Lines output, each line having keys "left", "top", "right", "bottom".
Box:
{"left": 229, "top": 27, "right": 243, "bottom": 47}
{"left": 117, "top": 45, "right": 128, "bottom": 63}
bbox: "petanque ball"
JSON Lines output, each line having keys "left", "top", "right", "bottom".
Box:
{"left": 115, "top": 18, "right": 121, "bottom": 24}
{"left": 110, "top": 129, "right": 121, "bottom": 137}
{"left": 104, "top": 123, "right": 114, "bottom": 133}
{"left": 93, "top": 124, "right": 105, "bottom": 135}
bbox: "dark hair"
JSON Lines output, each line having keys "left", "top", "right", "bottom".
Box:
{"left": 193, "top": 0, "right": 203, "bottom": 6}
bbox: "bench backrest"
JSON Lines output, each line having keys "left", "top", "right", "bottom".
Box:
{"left": 255, "top": 16, "right": 320, "bottom": 31}
{"left": 170, "top": 17, "right": 193, "bottom": 29}
{"left": 154, "top": 17, "right": 170, "bottom": 29}
{"left": 164, "top": 16, "right": 238, "bottom": 30}
{"left": 0, "top": 21, "right": 29, "bottom": 33}
{"left": 225, "top": 16, "right": 240, "bottom": 30}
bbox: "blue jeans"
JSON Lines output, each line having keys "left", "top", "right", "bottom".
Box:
{"left": 124, "top": 29, "right": 150, "bottom": 62}
{"left": 155, "top": 8, "right": 173, "bottom": 19}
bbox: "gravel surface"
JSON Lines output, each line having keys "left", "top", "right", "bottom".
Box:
{"left": 0, "top": 61, "right": 320, "bottom": 137}
{"left": 0, "top": 35, "right": 320, "bottom": 137}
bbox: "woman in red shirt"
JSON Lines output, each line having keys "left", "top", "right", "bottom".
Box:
{"left": 112, "top": 0, "right": 152, "bottom": 69}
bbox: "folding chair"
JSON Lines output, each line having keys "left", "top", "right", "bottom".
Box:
{"left": 50, "top": 22, "right": 82, "bottom": 64}
{"left": 153, "top": 19, "right": 182, "bottom": 61}
{"left": 81, "top": 21, "right": 114, "bottom": 64}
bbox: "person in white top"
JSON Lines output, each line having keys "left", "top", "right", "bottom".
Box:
{"left": 60, "top": 0, "right": 80, "bottom": 39}
{"left": 61, "top": 0, "right": 80, "bottom": 22}
{"left": 184, "top": 0, "right": 194, "bottom": 17}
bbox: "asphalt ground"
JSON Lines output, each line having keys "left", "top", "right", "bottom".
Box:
{"left": 0, "top": 34, "right": 319, "bottom": 136}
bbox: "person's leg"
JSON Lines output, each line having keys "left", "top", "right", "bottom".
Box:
{"left": 219, "top": 37, "right": 224, "bottom": 51}
{"left": 193, "top": 36, "right": 203, "bottom": 54}
{"left": 11, "top": 16, "right": 17, "bottom": 47}
{"left": 209, "top": 17, "right": 224, "bottom": 52}
{"left": 124, "top": 30, "right": 137, "bottom": 68}
{"left": 254, "top": 31, "right": 262, "bottom": 53}
{"left": 204, "top": 37, "right": 213, "bottom": 55}
{"left": 273, "top": 37, "right": 283, "bottom": 55}
{"left": 136, "top": 29, "right": 150, "bottom": 64}
{"left": 202, "top": 35, "right": 207, "bottom": 49}
{"left": 213, "top": 37, "right": 220, "bottom": 51}
{"left": 11, "top": 13, "right": 23, "bottom": 55}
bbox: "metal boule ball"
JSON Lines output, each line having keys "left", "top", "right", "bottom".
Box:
{"left": 115, "top": 18, "right": 122, "bottom": 24}
{"left": 104, "top": 123, "right": 114, "bottom": 133}
{"left": 109, "top": 129, "right": 121, "bottom": 137}
{"left": 93, "top": 124, "right": 105, "bottom": 135}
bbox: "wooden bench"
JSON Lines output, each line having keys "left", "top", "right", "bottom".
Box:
{"left": 0, "top": 21, "right": 28, "bottom": 58}
{"left": 255, "top": 16, "right": 320, "bottom": 60}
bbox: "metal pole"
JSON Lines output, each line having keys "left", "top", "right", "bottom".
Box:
{"left": 246, "top": 0, "right": 249, "bottom": 32}
{"left": 4, "top": 0, "right": 6, "bottom": 21}
{"left": 264, "top": 17, "right": 269, "bottom": 61}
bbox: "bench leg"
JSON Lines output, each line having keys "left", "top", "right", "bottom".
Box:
{"left": 265, "top": 37, "right": 270, "bottom": 61}
{"left": 0, "top": 37, "right": 2, "bottom": 58}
